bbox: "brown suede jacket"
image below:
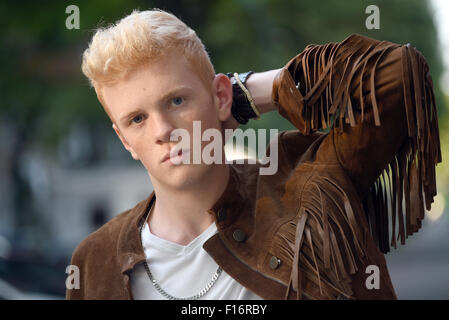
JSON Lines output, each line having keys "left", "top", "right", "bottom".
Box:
{"left": 66, "top": 34, "right": 441, "bottom": 300}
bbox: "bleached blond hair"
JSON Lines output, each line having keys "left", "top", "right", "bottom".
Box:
{"left": 81, "top": 9, "right": 216, "bottom": 106}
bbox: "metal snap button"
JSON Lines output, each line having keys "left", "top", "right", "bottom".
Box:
{"left": 269, "top": 256, "right": 281, "bottom": 269}
{"left": 232, "top": 229, "right": 246, "bottom": 242}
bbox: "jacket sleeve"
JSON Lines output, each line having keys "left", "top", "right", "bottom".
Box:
{"left": 271, "top": 33, "right": 442, "bottom": 254}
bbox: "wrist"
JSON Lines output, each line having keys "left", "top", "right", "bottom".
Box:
{"left": 245, "top": 69, "right": 281, "bottom": 114}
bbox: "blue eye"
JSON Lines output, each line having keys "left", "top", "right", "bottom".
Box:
{"left": 132, "top": 115, "right": 144, "bottom": 124}
{"left": 172, "top": 97, "right": 184, "bottom": 106}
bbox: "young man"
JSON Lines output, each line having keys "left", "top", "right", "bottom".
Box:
{"left": 67, "top": 9, "right": 441, "bottom": 300}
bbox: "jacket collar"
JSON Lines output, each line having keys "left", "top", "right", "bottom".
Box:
{"left": 117, "top": 192, "right": 154, "bottom": 275}
{"left": 210, "top": 164, "right": 247, "bottom": 228}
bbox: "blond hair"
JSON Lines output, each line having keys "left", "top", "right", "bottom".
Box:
{"left": 81, "top": 9, "right": 215, "bottom": 104}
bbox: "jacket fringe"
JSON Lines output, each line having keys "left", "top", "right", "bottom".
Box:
{"left": 362, "top": 43, "right": 442, "bottom": 253}
{"left": 280, "top": 176, "right": 364, "bottom": 299}
{"left": 273, "top": 34, "right": 442, "bottom": 299}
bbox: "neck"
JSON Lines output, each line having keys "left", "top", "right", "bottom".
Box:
{"left": 148, "top": 164, "right": 230, "bottom": 246}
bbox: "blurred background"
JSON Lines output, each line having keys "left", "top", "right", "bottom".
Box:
{"left": 0, "top": 0, "right": 448, "bottom": 299}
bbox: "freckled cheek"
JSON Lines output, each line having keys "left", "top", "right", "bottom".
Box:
{"left": 128, "top": 131, "right": 158, "bottom": 164}
{"left": 190, "top": 103, "right": 220, "bottom": 128}
{"left": 177, "top": 107, "right": 199, "bottom": 123}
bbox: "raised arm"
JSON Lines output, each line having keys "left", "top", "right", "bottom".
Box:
{"left": 269, "top": 33, "right": 441, "bottom": 252}
{"left": 230, "top": 34, "right": 442, "bottom": 299}
{"left": 233, "top": 33, "right": 442, "bottom": 251}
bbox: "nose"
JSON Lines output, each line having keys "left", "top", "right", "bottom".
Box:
{"left": 152, "top": 112, "right": 175, "bottom": 144}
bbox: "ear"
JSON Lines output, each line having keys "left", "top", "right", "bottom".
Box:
{"left": 112, "top": 123, "right": 140, "bottom": 160}
{"left": 212, "top": 73, "right": 233, "bottom": 122}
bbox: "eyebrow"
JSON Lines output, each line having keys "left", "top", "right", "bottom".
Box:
{"left": 118, "top": 85, "right": 193, "bottom": 125}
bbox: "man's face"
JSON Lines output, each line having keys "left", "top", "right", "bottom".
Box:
{"left": 101, "top": 51, "right": 232, "bottom": 190}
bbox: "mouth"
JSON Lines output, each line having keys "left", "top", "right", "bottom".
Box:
{"left": 162, "top": 148, "right": 190, "bottom": 164}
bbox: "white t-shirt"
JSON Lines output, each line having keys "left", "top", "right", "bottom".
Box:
{"left": 130, "top": 221, "right": 264, "bottom": 300}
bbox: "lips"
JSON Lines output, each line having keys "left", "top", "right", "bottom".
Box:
{"left": 161, "top": 148, "right": 189, "bottom": 164}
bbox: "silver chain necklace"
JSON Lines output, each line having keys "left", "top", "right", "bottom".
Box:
{"left": 139, "top": 204, "right": 223, "bottom": 300}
